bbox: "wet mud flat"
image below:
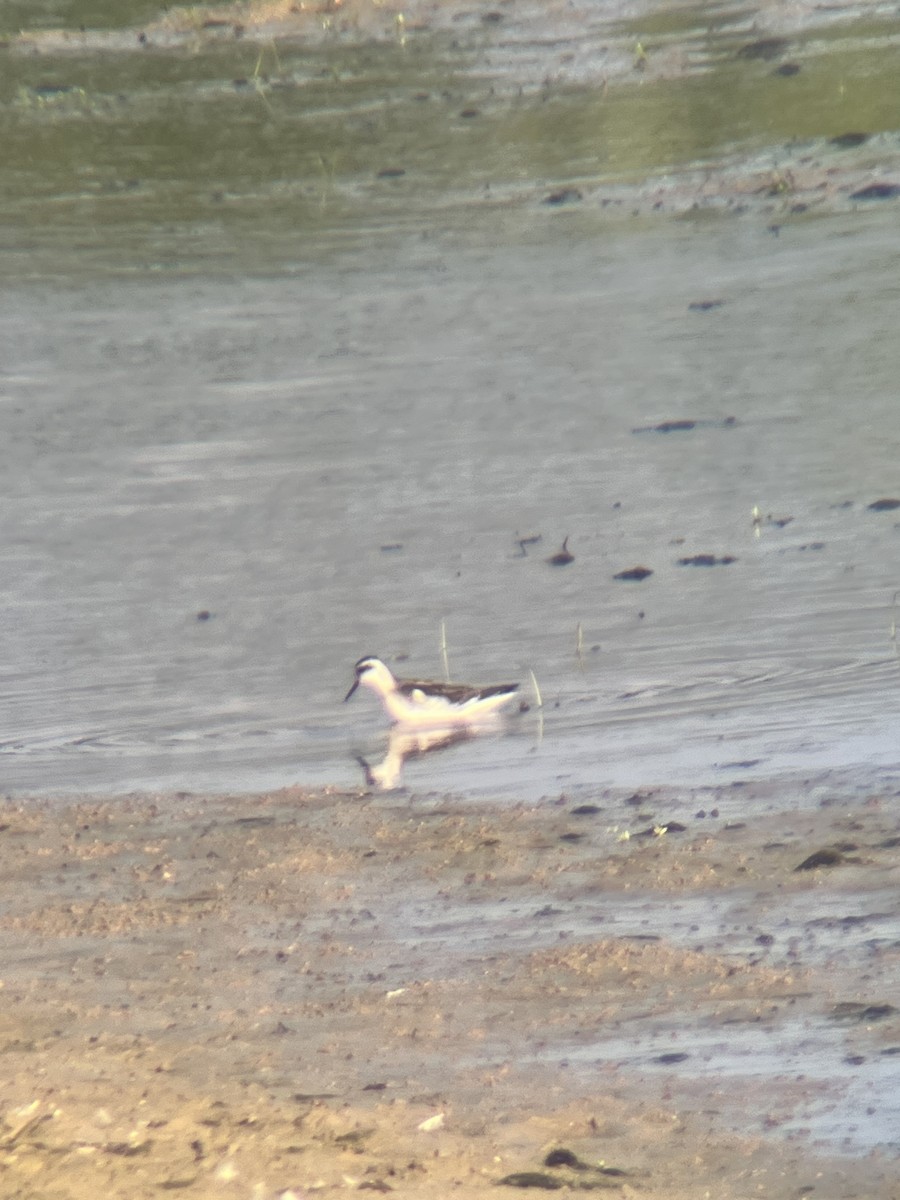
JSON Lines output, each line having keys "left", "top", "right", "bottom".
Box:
{"left": 0, "top": 779, "right": 898, "bottom": 1197}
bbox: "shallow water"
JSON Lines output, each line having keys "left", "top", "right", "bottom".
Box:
{"left": 2, "top": 210, "right": 900, "bottom": 799}
{"left": 3, "top": 1, "right": 900, "bottom": 799}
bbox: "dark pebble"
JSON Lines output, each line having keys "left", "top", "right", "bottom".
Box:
{"left": 544, "top": 1148, "right": 584, "bottom": 1169}
{"left": 655, "top": 1051, "right": 690, "bottom": 1064}
{"left": 614, "top": 566, "right": 653, "bottom": 581}
{"left": 571, "top": 804, "right": 602, "bottom": 816}
{"left": 498, "top": 1171, "right": 563, "bottom": 1190}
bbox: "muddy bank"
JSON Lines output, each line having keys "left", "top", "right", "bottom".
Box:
{"left": 0, "top": 779, "right": 897, "bottom": 1197}
{"left": 7, "top": 0, "right": 900, "bottom": 265}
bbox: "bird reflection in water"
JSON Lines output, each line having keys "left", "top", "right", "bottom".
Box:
{"left": 355, "top": 724, "right": 477, "bottom": 791}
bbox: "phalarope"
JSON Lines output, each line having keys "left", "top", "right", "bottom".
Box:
{"left": 344, "top": 655, "right": 519, "bottom": 728}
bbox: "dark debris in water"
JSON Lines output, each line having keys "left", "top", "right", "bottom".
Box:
{"left": 850, "top": 183, "right": 900, "bottom": 201}
{"left": 830, "top": 1002, "right": 898, "bottom": 1023}
{"left": 867, "top": 498, "right": 900, "bottom": 511}
{"left": 546, "top": 537, "right": 574, "bottom": 566}
{"left": 795, "top": 846, "right": 853, "bottom": 871}
{"left": 688, "top": 299, "right": 724, "bottom": 311}
{"left": 634, "top": 419, "right": 695, "bottom": 433}
{"left": 515, "top": 534, "right": 542, "bottom": 557}
{"left": 543, "top": 187, "right": 582, "bottom": 206}
{"left": 677, "top": 554, "right": 737, "bottom": 567}
{"left": 830, "top": 131, "right": 869, "bottom": 149}
{"left": 632, "top": 417, "right": 737, "bottom": 434}
{"left": 807, "top": 911, "right": 894, "bottom": 929}
{"left": 772, "top": 62, "right": 801, "bottom": 76}
{"left": 737, "top": 37, "right": 789, "bottom": 60}
{"left": 614, "top": 566, "right": 653, "bottom": 582}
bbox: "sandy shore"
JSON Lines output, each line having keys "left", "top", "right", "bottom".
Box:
{"left": 0, "top": 780, "right": 897, "bottom": 1197}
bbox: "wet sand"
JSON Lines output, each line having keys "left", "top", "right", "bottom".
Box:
{"left": 1, "top": 779, "right": 898, "bottom": 1197}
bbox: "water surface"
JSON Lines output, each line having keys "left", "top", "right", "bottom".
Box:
{"left": 2, "top": 0, "right": 900, "bottom": 798}
{"left": 2, "top": 213, "right": 899, "bottom": 798}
